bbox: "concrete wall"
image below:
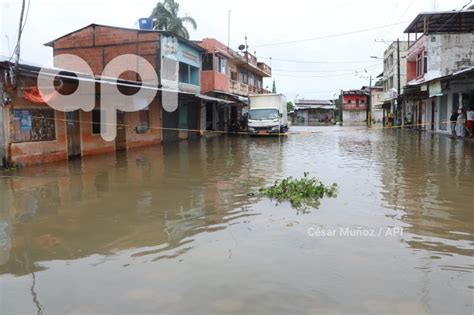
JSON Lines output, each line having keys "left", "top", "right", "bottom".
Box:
{"left": 0, "top": 79, "right": 5, "bottom": 167}
{"left": 426, "top": 33, "right": 473, "bottom": 78}
{"left": 383, "top": 41, "right": 408, "bottom": 93}
{"left": 126, "top": 99, "right": 163, "bottom": 150}
{"left": 8, "top": 95, "right": 68, "bottom": 166}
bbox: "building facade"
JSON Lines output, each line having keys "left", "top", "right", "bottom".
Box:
{"left": 341, "top": 89, "right": 369, "bottom": 125}
{"left": 370, "top": 84, "right": 384, "bottom": 124}
{"left": 197, "top": 38, "right": 271, "bottom": 132}
{"left": 1, "top": 24, "right": 234, "bottom": 166}
{"left": 380, "top": 41, "right": 408, "bottom": 125}
{"left": 294, "top": 99, "right": 335, "bottom": 124}
{"left": 402, "top": 9, "right": 474, "bottom": 135}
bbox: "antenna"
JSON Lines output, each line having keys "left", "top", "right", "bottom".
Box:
{"left": 227, "top": 10, "right": 231, "bottom": 50}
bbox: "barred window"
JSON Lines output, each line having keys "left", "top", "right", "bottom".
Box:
{"left": 12, "top": 109, "right": 56, "bottom": 142}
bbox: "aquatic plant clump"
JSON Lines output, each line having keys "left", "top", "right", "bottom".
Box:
{"left": 259, "top": 172, "right": 338, "bottom": 211}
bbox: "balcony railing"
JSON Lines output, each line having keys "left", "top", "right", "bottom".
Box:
{"left": 257, "top": 62, "right": 272, "bottom": 76}
{"left": 229, "top": 80, "right": 271, "bottom": 96}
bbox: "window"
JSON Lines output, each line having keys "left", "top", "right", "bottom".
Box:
{"left": 356, "top": 99, "right": 360, "bottom": 107}
{"left": 217, "top": 55, "right": 228, "bottom": 74}
{"left": 202, "top": 53, "right": 213, "bottom": 71}
{"left": 423, "top": 56, "right": 428, "bottom": 74}
{"left": 248, "top": 73, "right": 255, "bottom": 86}
{"left": 179, "top": 62, "right": 199, "bottom": 85}
{"left": 255, "top": 75, "right": 262, "bottom": 89}
{"left": 240, "top": 70, "right": 248, "bottom": 84}
{"left": 416, "top": 52, "right": 426, "bottom": 77}
{"left": 348, "top": 99, "right": 352, "bottom": 104}
{"left": 162, "top": 57, "right": 178, "bottom": 81}
{"left": 138, "top": 108, "right": 150, "bottom": 130}
{"left": 12, "top": 109, "right": 56, "bottom": 142}
{"left": 230, "top": 71, "right": 237, "bottom": 81}
{"left": 92, "top": 110, "right": 101, "bottom": 134}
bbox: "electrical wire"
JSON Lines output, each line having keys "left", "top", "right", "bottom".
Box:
{"left": 253, "top": 21, "right": 411, "bottom": 48}
{"left": 8, "top": 0, "right": 30, "bottom": 63}
{"left": 259, "top": 58, "right": 381, "bottom": 64}
{"left": 272, "top": 64, "right": 381, "bottom": 73}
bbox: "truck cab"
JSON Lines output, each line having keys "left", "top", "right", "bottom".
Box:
{"left": 248, "top": 94, "right": 288, "bottom": 135}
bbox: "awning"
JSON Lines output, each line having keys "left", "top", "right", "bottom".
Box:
{"left": 195, "top": 94, "right": 233, "bottom": 104}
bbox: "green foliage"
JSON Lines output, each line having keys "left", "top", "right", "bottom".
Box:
{"left": 150, "top": 0, "right": 197, "bottom": 39}
{"left": 259, "top": 173, "right": 338, "bottom": 213}
{"left": 287, "top": 101, "right": 294, "bottom": 112}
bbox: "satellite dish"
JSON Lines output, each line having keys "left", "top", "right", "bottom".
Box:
{"left": 238, "top": 44, "right": 245, "bottom": 51}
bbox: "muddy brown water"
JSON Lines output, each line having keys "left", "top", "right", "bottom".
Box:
{"left": 0, "top": 126, "right": 473, "bottom": 314}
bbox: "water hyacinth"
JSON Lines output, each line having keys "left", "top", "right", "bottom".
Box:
{"left": 259, "top": 172, "right": 338, "bottom": 212}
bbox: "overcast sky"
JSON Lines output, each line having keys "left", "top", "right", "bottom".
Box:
{"left": 0, "top": 0, "right": 466, "bottom": 100}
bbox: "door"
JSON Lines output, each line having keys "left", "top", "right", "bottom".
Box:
{"left": 439, "top": 95, "right": 448, "bottom": 130}
{"left": 431, "top": 99, "right": 435, "bottom": 131}
{"left": 115, "top": 111, "right": 127, "bottom": 151}
{"left": 66, "top": 111, "right": 81, "bottom": 158}
{"left": 162, "top": 106, "right": 179, "bottom": 143}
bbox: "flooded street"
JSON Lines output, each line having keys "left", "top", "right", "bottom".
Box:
{"left": 1, "top": 126, "right": 473, "bottom": 314}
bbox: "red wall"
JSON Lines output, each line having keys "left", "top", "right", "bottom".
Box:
{"left": 342, "top": 94, "right": 368, "bottom": 111}
{"left": 407, "top": 61, "right": 416, "bottom": 82}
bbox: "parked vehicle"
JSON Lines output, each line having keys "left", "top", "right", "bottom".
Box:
{"left": 248, "top": 94, "right": 289, "bottom": 135}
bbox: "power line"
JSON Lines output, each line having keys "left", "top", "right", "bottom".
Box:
{"left": 272, "top": 64, "right": 381, "bottom": 73}
{"left": 253, "top": 20, "right": 410, "bottom": 47}
{"left": 259, "top": 57, "right": 380, "bottom": 64}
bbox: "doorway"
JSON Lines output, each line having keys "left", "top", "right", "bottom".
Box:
{"left": 116, "top": 111, "right": 127, "bottom": 151}
{"left": 431, "top": 99, "right": 435, "bottom": 131}
{"left": 66, "top": 110, "right": 81, "bottom": 158}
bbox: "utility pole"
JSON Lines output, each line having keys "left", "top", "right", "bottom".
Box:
{"left": 368, "top": 76, "right": 372, "bottom": 128}
{"left": 397, "top": 38, "right": 401, "bottom": 126}
{"left": 13, "top": 0, "right": 26, "bottom": 87}
{"left": 227, "top": 10, "right": 231, "bottom": 52}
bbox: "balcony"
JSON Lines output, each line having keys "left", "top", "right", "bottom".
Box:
{"left": 227, "top": 49, "right": 272, "bottom": 78}
{"left": 230, "top": 80, "right": 248, "bottom": 95}
{"left": 408, "top": 34, "right": 426, "bottom": 58}
{"left": 257, "top": 62, "right": 272, "bottom": 77}
{"left": 229, "top": 80, "right": 272, "bottom": 96}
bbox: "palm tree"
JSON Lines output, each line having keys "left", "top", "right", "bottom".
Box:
{"left": 150, "top": 0, "right": 197, "bottom": 39}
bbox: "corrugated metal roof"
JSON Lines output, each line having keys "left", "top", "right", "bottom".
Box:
{"left": 404, "top": 10, "right": 474, "bottom": 33}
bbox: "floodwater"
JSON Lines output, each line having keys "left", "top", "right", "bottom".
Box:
{"left": 0, "top": 126, "right": 473, "bottom": 315}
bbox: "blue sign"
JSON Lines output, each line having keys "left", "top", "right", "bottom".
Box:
{"left": 14, "top": 110, "right": 32, "bottom": 131}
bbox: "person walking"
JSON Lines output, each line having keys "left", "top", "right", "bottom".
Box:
{"left": 450, "top": 109, "right": 459, "bottom": 138}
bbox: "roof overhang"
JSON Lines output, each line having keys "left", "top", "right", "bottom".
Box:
{"left": 44, "top": 23, "right": 206, "bottom": 52}
{"left": 404, "top": 10, "right": 474, "bottom": 33}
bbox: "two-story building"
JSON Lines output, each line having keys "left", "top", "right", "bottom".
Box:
{"left": 197, "top": 38, "right": 272, "bottom": 132}
{"left": 403, "top": 8, "right": 474, "bottom": 134}
{"left": 370, "top": 81, "right": 384, "bottom": 124}
{"left": 1, "top": 23, "right": 232, "bottom": 166}
{"left": 380, "top": 41, "right": 408, "bottom": 125}
{"left": 340, "top": 88, "right": 370, "bottom": 125}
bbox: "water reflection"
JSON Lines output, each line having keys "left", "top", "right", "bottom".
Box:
{"left": 378, "top": 131, "right": 474, "bottom": 257}
{"left": 0, "top": 129, "right": 472, "bottom": 314}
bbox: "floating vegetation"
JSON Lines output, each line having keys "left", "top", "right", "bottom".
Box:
{"left": 258, "top": 172, "right": 338, "bottom": 213}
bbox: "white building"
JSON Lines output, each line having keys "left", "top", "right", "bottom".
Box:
{"left": 402, "top": 8, "right": 474, "bottom": 135}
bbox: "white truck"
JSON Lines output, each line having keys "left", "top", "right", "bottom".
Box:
{"left": 247, "top": 94, "right": 288, "bottom": 135}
